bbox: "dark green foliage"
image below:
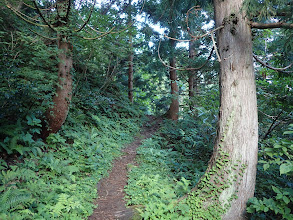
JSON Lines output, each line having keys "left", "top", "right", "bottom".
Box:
{"left": 0, "top": 98, "right": 141, "bottom": 219}
{"left": 125, "top": 106, "right": 217, "bottom": 218}
{"left": 246, "top": 125, "right": 293, "bottom": 220}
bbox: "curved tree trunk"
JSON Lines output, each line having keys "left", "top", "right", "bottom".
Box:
{"left": 42, "top": 38, "right": 73, "bottom": 139}
{"left": 188, "top": 0, "right": 258, "bottom": 219}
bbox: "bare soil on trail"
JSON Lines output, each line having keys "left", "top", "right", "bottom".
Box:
{"left": 88, "top": 117, "right": 162, "bottom": 220}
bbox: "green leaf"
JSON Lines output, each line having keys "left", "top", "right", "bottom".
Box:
{"left": 263, "top": 163, "right": 270, "bottom": 171}
{"left": 272, "top": 186, "right": 281, "bottom": 194}
{"left": 280, "top": 163, "right": 293, "bottom": 175}
{"left": 283, "top": 196, "right": 290, "bottom": 204}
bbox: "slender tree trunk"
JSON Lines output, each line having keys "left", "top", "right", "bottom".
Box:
{"left": 127, "top": 0, "right": 134, "bottom": 103}
{"left": 188, "top": 1, "right": 258, "bottom": 219}
{"left": 188, "top": 40, "right": 196, "bottom": 110}
{"left": 42, "top": 37, "right": 73, "bottom": 138}
{"left": 167, "top": 39, "right": 179, "bottom": 120}
{"left": 128, "top": 40, "right": 134, "bottom": 103}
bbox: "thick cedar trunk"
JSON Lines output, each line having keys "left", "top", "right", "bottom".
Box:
{"left": 42, "top": 38, "right": 73, "bottom": 138}
{"left": 167, "top": 39, "right": 179, "bottom": 120}
{"left": 128, "top": 42, "right": 134, "bottom": 103}
{"left": 212, "top": 0, "right": 258, "bottom": 218}
{"left": 188, "top": 0, "right": 258, "bottom": 219}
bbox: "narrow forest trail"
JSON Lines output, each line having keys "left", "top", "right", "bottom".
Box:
{"left": 88, "top": 116, "right": 162, "bottom": 220}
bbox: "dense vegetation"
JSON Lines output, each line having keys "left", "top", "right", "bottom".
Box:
{"left": 0, "top": 0, "right": 292, "bottom": 219}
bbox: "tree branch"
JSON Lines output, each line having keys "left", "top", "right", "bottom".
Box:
{"left": 65, "top": 0, "right": 71, "bottom": 21}
{"left": 75, "top": 0, "right": 96, "bottom": 32}
{"left": 33, "top": 0, "right": 55, "bottom": 31}
{"left": 263, "top": 110, "right": 283, "bottom": 140}
{"left": 251, "top": 22, "right": 293, "bottom": 29}
{"left": 157, "top": 39, "right": 214, "bottom": 71}
{"left": 6, "top": 4, "right": 49, "bottom": 28}
{"left": 253, "top": 54, "right": 293, "bottom": 73}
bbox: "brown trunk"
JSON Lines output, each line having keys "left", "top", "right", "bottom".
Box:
{"left": 167, "top": 39, "right": 179, "bottom": 120}
{"left": 213, "top": 0, "right": 258, "bottom": 218}
{"left": 188, "top": 1, "right": 258, "bottom": 219}
{"left": 128, "top": 42, "right": 134, "bottom": 103}
{"left": 127, "top": 0, "right": 133, "bottom": 103}
{"left": 188, "top": 40, "right": 196, "bottom": 110}
{"left": 42, "top": 37, "right": 73, "bottom": 138}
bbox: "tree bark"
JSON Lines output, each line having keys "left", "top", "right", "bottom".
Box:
{"left": 167, "top": 39, "right": 179, "bottom": 120}
{"left": 188, "top": 40, "right": 197, "bottom": 110}
{"left": 42, "top": 37, "right": 73, "bottom": 138}
{"left": 251, "top": 22, "right": 293, "bottom": 29}
{"left": 128, "top": 47, "right": 134, "bottom": 103}
{"left": 188, "top": 0, "right": 258, "bottom": 219}
{"left": 213, "top": 0, "right": 258, "bottom": 218}
{"left": 127, "top": 0, "right": 134, "bottom": 103}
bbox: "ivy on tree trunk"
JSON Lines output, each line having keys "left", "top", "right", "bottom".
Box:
{"left": 187, "top": 0, "right": 258, "bottom": 219}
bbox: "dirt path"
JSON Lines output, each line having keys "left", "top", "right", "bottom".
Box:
{"left": 88, "top": 117, "right": 161, "bottom": 220}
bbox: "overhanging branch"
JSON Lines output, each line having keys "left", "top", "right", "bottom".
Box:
{"left": 253, "top": 54, "right": 293, "bottom": 73}
{"left": 33, "top": 0, "right": 55, "bottom": 32}
{"left": 251, "top": 22, "right": 293, "bottom": 29}
{"left": 158, "top": 39, "right": 214, "bottom": 71}
{"left": 75, "top": 0, "right": 96, "bottom": 32}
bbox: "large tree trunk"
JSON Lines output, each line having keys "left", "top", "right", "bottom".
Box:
{"left": 42, "top": 37, "right": 73, "bottom": 138}
{"left": 188, "top": 0, "right": 258, "bottom": 219}
{"left": 167, "top": 39, "right": 179, "bottom": 120}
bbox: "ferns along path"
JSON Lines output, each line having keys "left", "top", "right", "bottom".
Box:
{"left": 89, "top": 116, "right": 162, "bottom": 220}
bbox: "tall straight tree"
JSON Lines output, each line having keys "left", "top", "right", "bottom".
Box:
{"left": 212, "top": 0, "right": 258, "bottom": 218}
{"left": 7, "top": 0, "right": 124, "bottom": 138}
{"left": 167, "top": 33, "right": 179, "bottom": 120}
{"left": 37, "top": 0, "right": 73, "bottom": 138}
{"left": 188, "top": 40, "right": 196, "bottom": 110}
{"left": 187, "top": 0, "right": 258, "bottom": 219}
{"left": 165, "top": 0, "right": 179, "bottom": 120}
{"left": 144, "top": 0, "right": 198, "bottom": 120}
{"left": 127, "top": 0, "right": 134, "bottom": 103}
{"left": 186, "top": 0, "right": 293, "bottom": 218}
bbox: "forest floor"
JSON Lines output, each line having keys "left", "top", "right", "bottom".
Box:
{"left": 88, "top": 116, "right": 162, "bottom": 220}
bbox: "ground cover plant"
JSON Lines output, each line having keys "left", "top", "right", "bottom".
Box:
{"left": 125, "top": 109, "right": 217, "bottom": 219}
{"left": 0, "top": 92, "right": 142, "bottom": 219}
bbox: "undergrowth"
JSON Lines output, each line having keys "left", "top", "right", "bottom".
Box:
{"left": 246, "top": 124, "right": 293, "bottom": 220}
{"left": 125, "top": 111, "right": 216, "bottom": 219}
{"left": 0, "top": 95, "right": 142, "bottom": 219}
{"left": 126, "top": 114, "right": 293, "bottom": 219}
